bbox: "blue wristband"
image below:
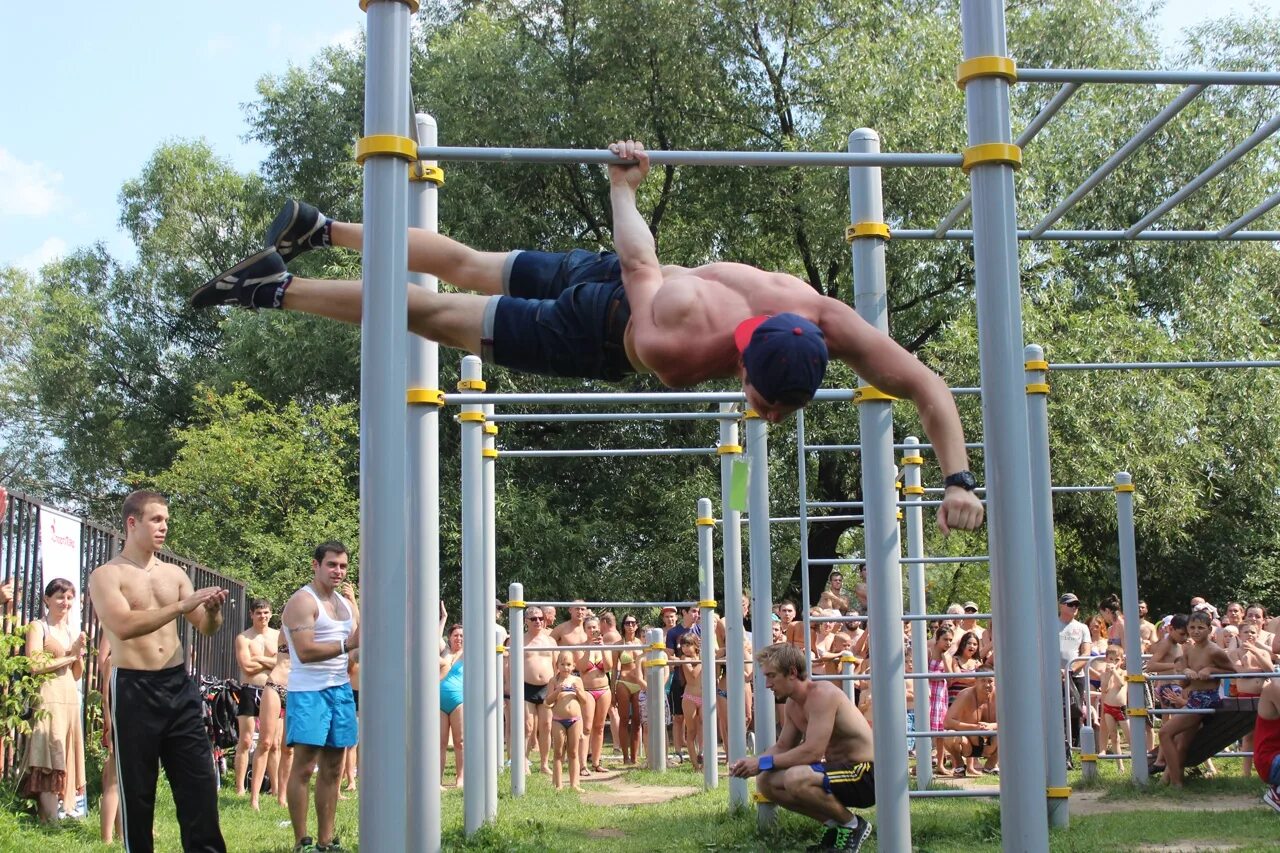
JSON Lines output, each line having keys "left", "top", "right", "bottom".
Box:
{"left": 758, "top": 755, "right": 774, "bottom": 772}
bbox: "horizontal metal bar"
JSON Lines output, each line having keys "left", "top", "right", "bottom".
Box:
{"left": 804, "top": 612, "right": 992, "bottom": 624}
{"left": 1146, "top": 708, "right": 1216, "bottom": 715}
{"left": 1126, "top": 113, "right": 1280, "bottom": 236}
{"left": 806, "top": 557, "right": 867, "bottom": 566}
{"left": 449, "top": 389, "right": 832, "bottom": 406}
{"left": 908, "top": 730, "right": 1000, "bottom": 739}
{"left": 746, "top": 514, "right": 864, "bottom": 524}
{"left": 1031, "top": 84, "right": 1206, "bottom": 238}
{"left": 1219, "top": 189, "right": 1280, "bottom": 238}
{"left": 524, "top": 600, "right": 697, "bottom": 608}
{"left": 808, "top": 500, "right": 865, "bottom": 509}
{"left": 909, "top": 789, "right": 1001, "bottom": 799}
{"left": 899, "top": 556, "right": 990, "bottom": 565}
{"left": 498, "top": 447, "right": 718, "bottom": 458}
{"left": 1051, "top": 360, "right": 1280, "bottom": 371}
{"left": 1145, "top": 670, "right": 1275, "bottom": 680}
{"left": 813, "top": 670, "right": 997, "bottom": 681}
{"left": 487, "top": 411, "right": 731, "bottom": 423}
{"left": 545, "top": 643, "right": 649, "bottom": 653}
{"left": 416, "top": 146, "right": 963, "bottom": 168}
{"left": 892, "top": 228, "right": 1280, "bottom": 241}
{"left": 803, "top": 442, "right": 987, "bottom": 453}
{"left": 1018, "top": 68, "right": 1280, "bottom": 85}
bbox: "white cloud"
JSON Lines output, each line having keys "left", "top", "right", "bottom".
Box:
{"left": 0, "top": 149, "right": 64, "bottom": 217}
{"left": 15, "top": 237, "right": 67, "bottom": 274}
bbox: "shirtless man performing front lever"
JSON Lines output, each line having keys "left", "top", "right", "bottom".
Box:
{"left": 194, "top": 141, "right": 984, "bottom": 535}
{"left": 730, "top": 643, "right": 874, "bottom": 852}
{"left": 88, "top": 490, "right": 228, "bottom": 853}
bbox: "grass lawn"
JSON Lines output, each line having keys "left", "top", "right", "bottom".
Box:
{"left": 0, "top": 759, "right": 1274, "bottom": 851}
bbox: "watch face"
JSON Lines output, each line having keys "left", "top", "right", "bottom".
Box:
{"left": 948, "top": 471, "right": 978, "bottom": 490}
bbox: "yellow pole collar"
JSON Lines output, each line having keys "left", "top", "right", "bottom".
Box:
{"left": 495, "top": 645, "right": 507, "bottom": 654}
{"left": 901, "top": 455, "right": 924, "bottom": 466}
{"left": 1079, "top": 754, "right": 1097, "bottom": 762}
{"left": 410, "top": 164, "right": 444, "bottom": 185}
{"left": 696, "top": 517, "right": 716, "bottom": 527}
{"left": 642, "top": 659, "right": 668, "bottom": 669}
{"left": 962, "top": 143, "right": 1023, "bottom": 174}
{"left": 1045, "top": 786, "right": 1071, "bottom": 799}
{"left": 1024, "top": 360, "right": 1049, "bottom": 372}
{"left": 1126, "top": 707, "right": 1149, "bottom": 718}
{"left": 360, "top": 0, "right": 421, "bottom": 11}
{"left": 507, "top": 600, "right": 527, "bottom": 609}
{"left": 646, "top": 642, "right": 666, "bottom": 652}
{"left": 853, "top": 386, "right": 897, "bottom": 404}
{"left": 743, "top": 409, "right": 761, "bottom": 420}
{"left": 458, "top": 412, "right": 486, "bottom": 423}
{"left": 956, "top": 56, "right": 1017, "bottom": 89}
{"left": 1026, "top": 382, "right": 1050, "bottom": 395}
{"left": 355, "top": 134, "right": 418, "bottom": 166}
{"left": 845, "top": 222, "right": 891, "bottom": 242}
{"left": 698, "top": 600, "right": 718, "bottom": 609}
{"left": 482, "top": 448, "right": 499, "bottom": 459}
{"left": 457, "top": 379, "right": 487, "bottom": 391}
{"left": 1125, "top": 674, "right": 1147, "bottom": 683}
{"left": 753, "top": 792, "right": 773, "bottom": 804}
{"left": 717, "top": 444, "right": 744, "bottom": 455}
{"left": 407, "top": 388, "right": 445, "bottom": 406}
{"left": 903, "top": 485, "right": 925, "bottom": 496}
{"left": 1114, "top": 484, "right": 1136, "bottom": 493}
{"left": 483, "top": 424, "right": 499, "bottom": 435}
{"left": 840, "top": 654, "right": 860, "bottom": 665}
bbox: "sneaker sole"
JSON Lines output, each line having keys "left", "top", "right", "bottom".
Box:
{"left": 266, "top": 200, "right": 301, "bottom": 258}
{"left": 191, "top": 248, "right": 281, "bottom": 307}
{"left": 845, "top": 820, "right": 873, "bottom": 852}
{"left": 1264, "top": 791, "right": 1280, "bottom": 814}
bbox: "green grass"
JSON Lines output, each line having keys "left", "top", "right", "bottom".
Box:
{"left": 0, "top": 759, "right": 1274, "bottom": 851}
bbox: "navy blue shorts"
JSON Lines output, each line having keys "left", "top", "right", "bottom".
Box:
{"left": 481, "top": 249, "right": 635, "bottom": 381}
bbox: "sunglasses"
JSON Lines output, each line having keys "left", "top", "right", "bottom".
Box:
{"left": 623, "top": 621, "right": 637, "bottom": 626}
{"left": 528, "top": 616, "right": 545, "bottom": 622}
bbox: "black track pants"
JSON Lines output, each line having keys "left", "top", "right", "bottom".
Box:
{"left": 111, "top": 664, "right": 226, "bottom": 853}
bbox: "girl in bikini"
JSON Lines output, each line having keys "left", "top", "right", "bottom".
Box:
{"left": 575, "top": 616, "right": 613, "bottom": 774}
{"left": 613, "top": 614, "right": 645, "bottom": 765}
{"left": 678, "top": 633, "right": 705, "bottom": 770}
{"left": 947, "top": 632, "right": 982, "bottom": 705}
{"left": 546, "top": 651, "right": 586, "bottom": 791}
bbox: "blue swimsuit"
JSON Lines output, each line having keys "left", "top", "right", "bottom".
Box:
{"left": 441, "top": 658, "right": 464, "bottom": 715}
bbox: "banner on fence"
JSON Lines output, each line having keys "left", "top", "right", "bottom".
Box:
{"left": 39, "top": 507, "right": 82, "bottom": 631}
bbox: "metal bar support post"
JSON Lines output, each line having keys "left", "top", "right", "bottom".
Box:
{"left": 358, "top": 2, "right": 412, "bottom": 849}
{"left": 459, "top": 356, "right": 487, "bottom": 834}
{"left": 697, "top": 498, "right": 719, "bottom": 790}
{"left": 901, "top": 438, "right": 932, "bottom": 791}
{"left": 745, "top": 415, "right": 776, "bottom": 828}
{"left": 1114, "top": 472, "right": 1149, "bottom": 786}
{"left": 508, "top": 584, "right": 527, "bottom": 796}
{"left": 961, "top": 3, "right": 1051, "bottom": 850}
{"left": 482, "top": 404, "right": 499, "bottom": 819}
{"left": 1025, "top": 345, "right": 1069, "bottom": 825}
{"left": 644, "top": 628, "right": 667, "bottom": 772}
{"left": 718, "top": 405, "right": 750, "bottom": 808}
{"left": 849, "top": 127, "right": 911, "bottom": 851}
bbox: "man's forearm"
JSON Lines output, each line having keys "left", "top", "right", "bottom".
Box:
{"left": 108, "top": 601, "right": 186, "bottom": 640}
{"left": 913, "top": 372, "right": 971, "bottom": 477}
{"left": 609, "top": 184, "right": 659, "bottom": 270}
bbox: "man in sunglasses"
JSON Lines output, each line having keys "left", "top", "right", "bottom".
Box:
{"left": 522, "top": 608, "right": 558, "bottom": 774}
{"left": 1057, "top": 593, "right": 1091, "bottom": 756}
{"left": 194, "top": 141, "right": 985, "bottom": 537}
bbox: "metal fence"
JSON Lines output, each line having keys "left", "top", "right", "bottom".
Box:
{"left": 1, "top": 489, "right": 246, "bottom": 771}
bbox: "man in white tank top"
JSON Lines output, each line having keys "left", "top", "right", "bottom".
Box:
{"left": 280, "top": 541, "right": 360, "bottom": 853}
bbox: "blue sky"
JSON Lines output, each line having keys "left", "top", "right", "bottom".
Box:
{"left": 1, "top": 0, "right": 1274, "bottom": 274}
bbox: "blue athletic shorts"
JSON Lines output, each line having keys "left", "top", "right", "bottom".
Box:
{"left": 286, "top": 683, "right": 358, "bottom": 749}
{"left": 1268, "top": 753, "right": 1280, "bottom": 786}
{"left": 481, "top": 249, "right": 635, "bottom": 380}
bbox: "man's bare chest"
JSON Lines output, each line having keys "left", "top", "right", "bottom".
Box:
{"left": 119, "top": 572, "right": 183, "bottom": 610}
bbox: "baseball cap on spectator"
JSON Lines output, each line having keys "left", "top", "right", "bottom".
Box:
{"left": 770, "top": 613, "right": 781, "bottom": 623}
{"left": 660, "top": 606, "right": 678, "bottom": 615}
{"left": 962, "top": 601, "right": 979, "bottom": 613}
{"left": 1059, "top": 593, "right": 1079, "bottom": 606}
{"left": 734, "top": 313, "right": 828, "bottom": 404}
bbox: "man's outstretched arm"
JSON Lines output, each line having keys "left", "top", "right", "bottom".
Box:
{"left": 816, "top": 299, "right": 984, "bottom": 533}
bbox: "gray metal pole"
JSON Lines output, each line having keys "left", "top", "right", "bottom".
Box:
{"left": 509, "top": 583, "right": 527, "bottom": 796}
{"left": 744, "top": 415, "right": 776, "bottom": 828}
{"left": 697, "top": 498, "right": 718, "bottom": 790}
{"left": 459, "top": 356, "right": 486, "bottom": 834}
{"left": 1025, "top": 345, "right": 1069, "bottom": 827}
{"left": 848, "top": 127, "right": 910, "bottom": 852}
{"left": 840, "top": 656, "right": 857, "bottom": 702}
{"left": 1114, "top": 472, "right": 1149, "bottom": 786}
{"left": 406, "top": 111, "right": 442, "bottom": 853}
{"left": 718, "top": 405, "right": 750, "bottom": 808}
{"left": 796, "top": 409, "right": 814, "bottom": 654}
{"left": 960, "top": 3, "right": 1050, "bottom": 850}
{"left": 644, "top": 628, "right": 666, "bottom": 772}
{"left": 358, "top": 3, "right": 411, "bottom": 850}
{"left": 482, "top": 404, "right": 499, "bottom": 820}
{"left": 901, "top": 438, "right": 932, "bottom": 792}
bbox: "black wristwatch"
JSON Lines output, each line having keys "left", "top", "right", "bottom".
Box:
{"left": 943, "top": 471, "right": 979, "bottom": 491}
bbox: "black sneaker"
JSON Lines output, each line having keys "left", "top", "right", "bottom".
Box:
{"left": 293, "top": 838, "right": 318, "bottom": 853}
{"left": 805, "top": 825, "right": 839, "bottom": 851}
{"left": 267, "top": 199, "right": 330, "bottom": 262}
{"left": 834, "top": 817, "right": 872, "bottom": 852}
{"left": 191, "top": 249, "right": 292, "bottom": 310}
{"left": 318, "top": 838, "right": 347, "bottom": 852}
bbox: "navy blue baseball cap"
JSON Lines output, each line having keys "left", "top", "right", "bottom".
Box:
{"left": 734, "top": 313, "right": 828, "bottom": 403}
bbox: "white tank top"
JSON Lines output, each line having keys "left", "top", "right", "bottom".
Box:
{"left": 285, "top": 585, "right": 353, "bottom": 692}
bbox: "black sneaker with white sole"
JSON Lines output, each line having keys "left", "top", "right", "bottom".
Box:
{"left": 833, "top": 817, "right": 872, "bottom": 852}
{"left": 191, "top": 249, "right": 292, "bottom": 310}
{"left": 805, "top": 825, "right": 839, "bottom": 852}
{"left": 266, "top": 199, "right": 331, "bottom": 262}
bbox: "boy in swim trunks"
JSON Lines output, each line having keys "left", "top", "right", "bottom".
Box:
{"left": 193, "top": 142, "right": 984, "bottom": 536}
{"left": 1098, "top": 646, "right": 1130, "bottom": 772}
{"left": 730, "top": 643, "right": 874, "bottom": 852}
{"left": 1158, "top": 610, "right": 1234, "bottom": 787}
{"left": 546, "top": 651, "right": 586, "bottom": 792}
